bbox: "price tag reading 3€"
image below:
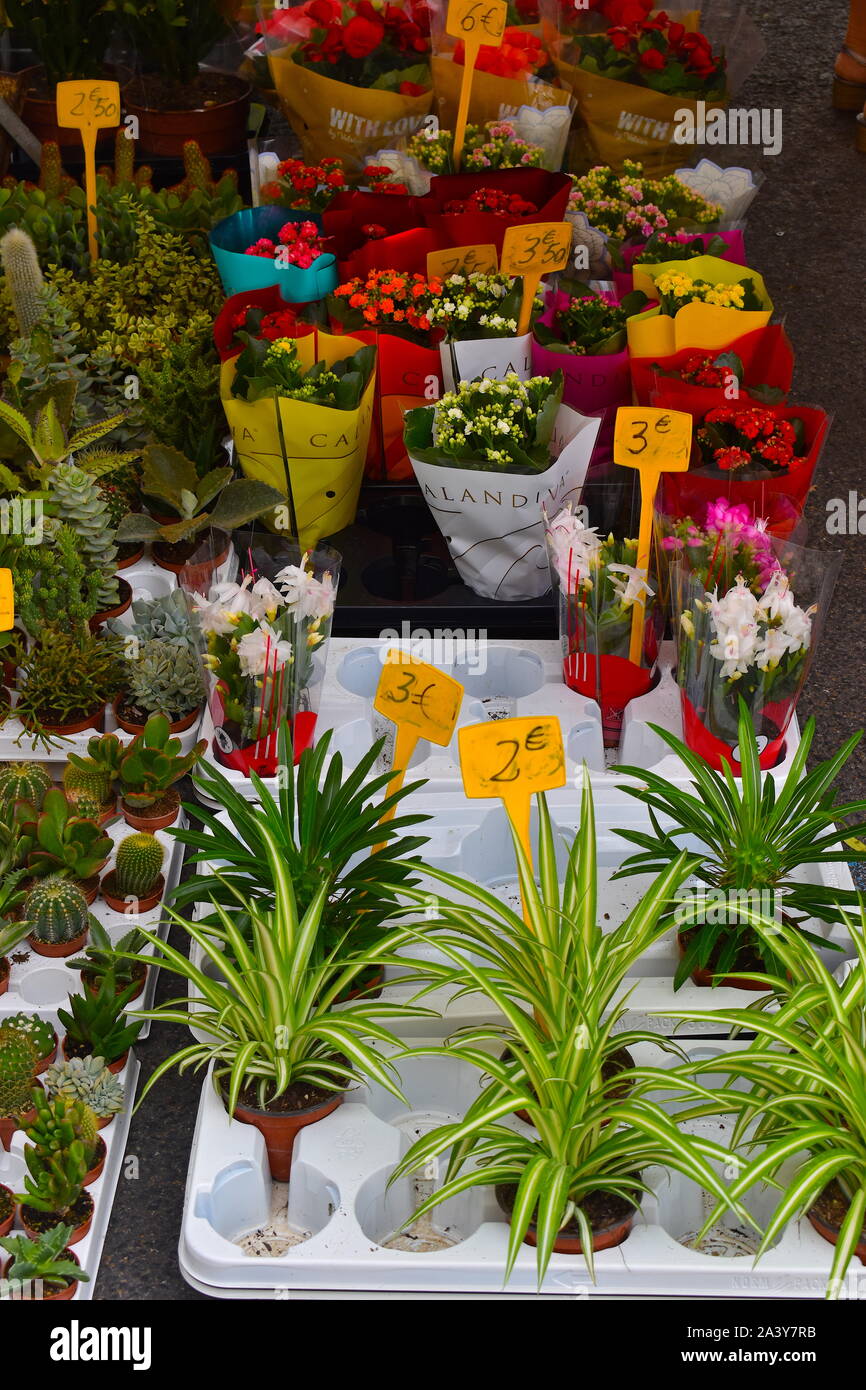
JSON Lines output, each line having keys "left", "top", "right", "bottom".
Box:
{"left": 372, "top": 651, "right": 464, "bottom": 842}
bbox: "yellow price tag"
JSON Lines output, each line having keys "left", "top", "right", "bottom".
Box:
{"left": 55, "top": 80, "right": 121, "bottom": 263}
{"left": 427, "top": 244, "right": 499, "bottom": 279}
{"left": 614, "top": 406, "right": 693, "bottom": 665}
{"left": 459, "top": 715, "right": 565, "bottom": 881}
{"left": 446, "top": 0, "right": 507, "bottom": 171}
{"left": 372, "top": 651, "right": 464, "bottom": 842}
{"left": 0, "top": 569, "right": 12, "bottom": 632}
{"left": 500, "top": 222, "right": 572, "bottom": 335}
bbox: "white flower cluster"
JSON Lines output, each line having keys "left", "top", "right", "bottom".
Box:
{"left": 704, "top": 572, "right": 814, "bottom": 679}
{"left": 432, "top": 374, "right": 544, "bottom": 466}
{"left": 545, "top": 505, "right": 652, "bottom": 608}
{"left": 192, "top": 561, "right": 336, "bottom": 677}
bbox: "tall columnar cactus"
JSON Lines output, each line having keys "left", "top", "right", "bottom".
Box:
{"left": 0, "top": 762, "right": 52, "bottom": 814}
{"left": 114, "top": 833, "right": 164, "bottom": 898}
{"left": 49, "top": 461, "right": 120, "bottom": 609}
{"left": 24, "top": 876, "right": 90, "bottom": 946}
{"left": 62, "top": 761, "right": 113, "bottom": 808}
{"left": 0, "top": 226, "right": 44, "bottom": 336}
{"left": 0, "top": 1024, "right": 38, "bottom": 1118}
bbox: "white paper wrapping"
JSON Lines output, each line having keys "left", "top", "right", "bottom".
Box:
{"left": 439, "top": 334, "right": 533, "bottom": 393}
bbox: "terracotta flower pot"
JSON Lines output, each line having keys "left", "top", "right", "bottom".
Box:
{"left": 808, "top": 1182, "right": 866, "bottom": 1266}
{"left": 61, "top": 1037, "right": 129, "bottom": 1075}
{"left": 21, "top": 1189, "right": 94, "bottom": 1247}
{"left": 22, "top": 72, "right": 118, "bottom": 148}
{"left": 677, "top": 932, "right": 768, "bottom": 992}
{"left": 0, "top": 1183, "right": 15, "bottom": 1237}
{"left": 23, "top": 709, "right": 104, "bottom": 736}
{"left": 115, "top": 546, "right": 144, "bottom": 571}
{"left": 0, "top": 1095, "right": 38, "bottom": 1152}
{"left": 76, "top": 875, "right": 101, "bottom": 906}
{"left": 113, "top": 696, "right": 203, "bottom": 736}
{"left": 1, "top": 1251, "right": 80, "bottom": 1300}
{"left": 120, "top": 790, "right": 181, "bottom": 832}
{"left": 100, "top": 870, "right": 164, "bottom": 916}
{"left": 82, "top": 1136, "right": 107, "bottom": 1188}
{"left": 231, "top": 1089, "right": 343, "bottom": 1181}
{"left": 0, "top": 955, "right": 8, "bottom": 996}
{"left": 152, "top": 539, "right": 230, "bottom": 576}
{"left": 496, "top": 1183, "right": 636, "bottom": 1256}
{"left": 28, "top": 925, "right": 89, "bottom": 959}
{"left": 122, "top": 73, "right": 251, "bottom": 158}
{"left": 89, "top": 579, "right": 133, "bottom": 630}
{"left": 82, "top": 960, "right": 147, "bottom": 1001}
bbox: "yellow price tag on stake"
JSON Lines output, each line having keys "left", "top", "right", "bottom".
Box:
{"left": 446, "top": 0, "right": 507, "bottom": 170}
{"left": 55, "top": 80, "right": 120, "bottom": 263}
{"left": 459, "top": 716, "right": 565, "bottom": 888}
{"left": 373, "top": 651, "right": 464, "bottom": 842}
{"left": 500, "top": 222, "right": 572, "bottom": 335}
{"left": 613, "top": 406, "right": 692, "bottom": 665}
{"left": 427, "top": 244, "right": 499, "bottom": 279}
{"left": 0, "top": 569, "right": 12, "bottom": 632}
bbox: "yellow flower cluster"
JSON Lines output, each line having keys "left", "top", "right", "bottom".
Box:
{"left": 654, "top": 272, "right": 747, "bottom": 310}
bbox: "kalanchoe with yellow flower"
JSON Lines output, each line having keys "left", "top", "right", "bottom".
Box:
{"left": 424, "top": 271, "right": 539, "bottom": 341}
{"left": 652, "top": 271, "right": 763, "bottom": 315}
{"left": 404, "top": 373, "right": 564, "bottom": 474}
{"left": 229, "top": 334, "right": 376, "bottom": 408}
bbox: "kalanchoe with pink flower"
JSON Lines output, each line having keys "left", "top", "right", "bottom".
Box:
{"left": 243, "top": 220, "right": 330, "bottom": 270}
{"left": 534, "top": 284, "right": 648, "bottom": 356}
{"left": 568, "top": 161, "right": 720, "bottom": 243}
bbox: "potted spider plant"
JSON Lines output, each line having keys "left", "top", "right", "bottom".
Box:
{"left": 614, "top": 699, "right": 866, "bottom": 989}
{"left": 0, "top": 1223, "right": 88, "bottom": 1300}
{"left": 668, "top": 907, "right": 866, "bottom": 1298}
{"left": 122, "top": 826, "right": 435, "bottom": 1180}
{"left": 388, "top": 782, "right": 753, "bottom": 1282}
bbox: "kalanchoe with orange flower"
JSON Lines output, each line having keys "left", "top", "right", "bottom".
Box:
{"left": 291, "top": 0, "right": 431, "bottom": 94}
{"left": 328, "top": 270, "right": 444, "bottom": 344}
{"left": 260, "top": 157, "right": 348, "bottom": 214}
{"left": 696, "top": 406, "right": 806, "bottom": 479}
{"left": 577, "top": 12, "right": 726, "bottom": 97}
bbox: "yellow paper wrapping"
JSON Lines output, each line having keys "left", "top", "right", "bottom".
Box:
{"left": 268, "top": 45, "right": 434, "bottom": 180}
{"left": 627, "top": 256, "right": 772, "bottom": 356}
{"left": 558, "top": 62, "right": 726, "bottom": 176}
{"left": 221, "top": 331, "right": 376, "bottom": 550}
{"left": 431, "top": 54, "right": 570, "bottom": 130}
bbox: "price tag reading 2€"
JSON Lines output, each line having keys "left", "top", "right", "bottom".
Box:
{"left": 427, "top": 244, "right": 498, "bottom": 279}
{"left": 373, "top": 651, "right": 464, "bottom": 835}
{"left": 500, "top": 222, "right": 573, "bottom": 335}
{"left": 56, "top": 80, "right": 120, "bottom": 263}
{"left": 446, "top": 0, "right": 507, "bottom": 170}
{"left": 459, "top": 715, "right": 565, "bottom": 874}
{"left": 0, "top": 570, "right": 12, "bottom": 632}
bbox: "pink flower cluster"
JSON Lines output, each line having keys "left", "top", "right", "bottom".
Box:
{"left": 244, "top": 220, "right": 327, "bottom": 269}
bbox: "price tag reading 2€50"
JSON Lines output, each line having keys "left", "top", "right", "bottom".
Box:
{"left": 372, "top": 651, "right": 464, "bottom": 839}
{"left": 56, "top": 80, "right": 121, "bottom": 264}
{"left": 459, "top": 715, "right": 565, "bottom": 875}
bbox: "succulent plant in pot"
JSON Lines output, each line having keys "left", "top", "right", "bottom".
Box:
{"left": 116, "top": 639, "right": 205, "bottom": 733}
{"left": 116, "top": 442, "right": 284, "bottom": 573}
{"left": 15, "top": 524, "right": 102, "bottom": 644}
{"left": 65, "top": 731, "right": 125, "bottom": 820}
{"left": 67, "top": 917, "right": 152, "bottom": 997}
{"left": 614, "top": 700, "right": 866, "bottom": 989}
{"left": 24, "top": 875, "right": 93, "bottom": 959}
{"left": 117, "top": 713, "right": 206, "bottom": 830}
{"left": 0, "top": 1223, "right": 88, "bottom": 1300}
{"left": 124, "top": 827, "right": 435, "bottom": 1180}
{"left": 58, "top": 974, "right": 142, "bottom": 1071}
{"left": 0, "top": 1012, "right": 58, "bottom": 1073}
{"left": 0, "top": 761, "right": 52, "bottom": 815}
{"left": 49, "top": 460, "right": 129, "bottom": 622}
{"left": 43, "top": 1055, "right": 125, "bottom": 1128}
{"left": 9, "top": 626, "right": 126, "bottom": 748}
{"left": 0, "top": 1021, "right": 39, "bottom": 1150}
{"left": 0, "top": 872, "right": 32, "bottom": 994}
{"left": 21, "top": 788, "right": 113, "bottom": 901}
{"left": 99, "top": 834, "right": 165, "bottom": 916}
{"left": 16, "top": 1089, "right": 96, "bottom": 1244}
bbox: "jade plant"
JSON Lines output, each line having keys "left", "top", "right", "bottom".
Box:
{"left": 24, "top": 876, "right": 92, "bottom": 950}
{"left": 118, "top": 713, "right": 207, "bottom": 817}
{"left": 117, "top": 443, "right": 284, "bottom": 549}
{"left": 67, "top": 918, "right": 151, "bottom": 992}
{"left": 0, "top": 1223, "right": 88, "bottom": 1293}
{"left": 614, "top": 701, "right": 866, "bottom": 987}
{"left": 17, "top": 1090, "right": 94, "bottom": 1222}
{"left": 43, "top": 1055, "right": 124, "bottom": 1122}
{"left": 21, "top": 789, "right": 112, "bottom": 885}
{"left": 0, "top": 1023, "right": 38, "bottom": 1121}
{"left": 57, "top": 975, "right": 142, "bottom": 1065}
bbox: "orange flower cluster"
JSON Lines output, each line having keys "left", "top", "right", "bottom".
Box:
{"left": 332, "top": 269, "right": 444, "bottom": 336}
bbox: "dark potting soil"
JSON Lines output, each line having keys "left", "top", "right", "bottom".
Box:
{"left": 121, "top": 790, "right": 179, "bottom": 820}
{"left": 64, "top": 1038, "right": 125, "bottom": 1066}
{"left": 125, "top": 71, "right": 247, "bottom": 112}
{"left": 0, "top": 1186, "right": 13, "bottom": 1223}
{"left": 496, "top": 1182, "right": 637, "bottom": 1237}
{"left": 0, "top": 957, "right": 8, "bottom": 987}
{"left": 810, "top": 1179, "right": 866, "bottom": 1240}
{"left": 22, "top": 1188, "right": 94, "bottom": 1236}
{"left": 83, "top": 960, "right": 147, "bottom": 995}
{"left": 152, "top": 539, "right": 201, "bottom": 566}
{"left": 234, "top": 1073, "right": 344, "bottom": 1115}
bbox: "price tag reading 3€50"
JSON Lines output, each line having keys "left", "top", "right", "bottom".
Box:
{"left": 500, "top": 222, "right": 573, "bottom": 334}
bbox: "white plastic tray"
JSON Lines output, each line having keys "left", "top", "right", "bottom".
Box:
{"left": 0, "top": 1052, "right": 139, "bottom": 1301}
{"left": 193, "top": 637, "right": 802, "bottom": 809}
{"left": 0, "top": 813, "right": 187, "bottom": 1041}
{"left": 176, "top": 1040, "right": 853, "bottom": 1300}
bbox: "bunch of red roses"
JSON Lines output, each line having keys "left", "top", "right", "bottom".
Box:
{"left": 453, "top": 28, "right": 550, "bottom": 81}
{"left": 442, "top": 188, "right": 538, "bottom": 218}
{"left": 244, "top": 220, "right": 330, "bottom": 270}
{"left": 260, "top": 157, "right": 347, "bottom": 214}
{"left": 330, "top": 269, "right": 444, "bottom": 342}
{"left": 578, "top": 11, "right": 725, "bottom": 95}
{"left": 697, "top": 405, "right": 802, "bottom": 478}
{"left": 292, "top": 0, "right": 431, "bottom": 92}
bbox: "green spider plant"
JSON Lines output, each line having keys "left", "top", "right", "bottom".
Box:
{"left": 666, "top": 905, "right": 866, "bottom": 1299}
{"left": 124, "top": 820, "right": 437, "bottom": 1115}
{"left": 170, "top": 722, "right": 430, "bottom": 966}
{"left": 386, "top": 782, "right": 754, "bottom": 1284}
{"left": 613, "top": 698, "right": 866, "bottom": 987}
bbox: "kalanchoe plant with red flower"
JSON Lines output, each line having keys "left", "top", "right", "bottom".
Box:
{"left": 292, "top": 0, "right": 431, "bottom": 92}
{"left": 328, "top": 270, "right": 444, "bottom": 343}
{"left": 696, "top": 406, "right": 806, "bottom": 479}
{"left": 259, "top": 157, "right": 349, "bottom": 214}
{"left": 655, "top": 351, "right": 786, "bottom": 404}
{"left": 244, "top": 221, "right": 331, "bottom": 270}
{"left": 577, "top": 12, "right": 726, "bottom": 97}
{"left": 442, "top": 188, "right": 538, "bottom": 218}
{"left": 229, "top": 304, "right": 311, "bottom": 351}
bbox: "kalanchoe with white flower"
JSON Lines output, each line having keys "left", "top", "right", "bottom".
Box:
{"left": 405, "top": 373, "right": 564, "bottom": 474}
{"left": 423, "top": 272, "right": 540, "bottom": 342}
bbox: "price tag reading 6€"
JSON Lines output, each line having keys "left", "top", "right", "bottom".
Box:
{"left": 0, "top": 570, "right": 12, "bottom": 632}
{"left": 446, "top": 0, "right": 508, "bottom": 41}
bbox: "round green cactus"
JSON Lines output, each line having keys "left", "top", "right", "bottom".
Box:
{"left": 62, "top": 761, "right": 112, "bottom": 808}
{"left": 114, "top": 833, "right": 164, "bottom": 898}
{"left": 0, "top": 1013, "right": 55, "bottom": 1060}
{"left": 0, "top": 762, "right": 52, "bottom": 813}
{"left": 63, "top": 788, "right": 105, "bottom": 823}
{"left": 0, "top": 1023, "right": 38, "bottom": 1118}
{"left": 24, "top": 876, "right": 90, "bottom": 945}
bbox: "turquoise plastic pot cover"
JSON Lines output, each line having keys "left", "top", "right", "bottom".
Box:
{"left": 210, "top": 206, "right": 338, "bottom": 303}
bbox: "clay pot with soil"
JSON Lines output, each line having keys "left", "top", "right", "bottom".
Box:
{"left": 230, "top": 1078, "right": 344, "bottom": 1182}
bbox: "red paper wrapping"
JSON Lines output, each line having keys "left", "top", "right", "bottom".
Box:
{"left": 630, "top": 323, "right": 795, "bottom": 408}
{"left": 420, "top": 168, "right": 572, "bottom": 254}
{"left": 213, "top": 285, "right": 317, "bottom": 362}
{"left": 321, "top": 190, "right": 437, "bottom": 278}
{"left": 565, "top": 648, "right": 656, "bottom": 746}
{"left": 680, "top": 692, "right": 790, "bottom": 774}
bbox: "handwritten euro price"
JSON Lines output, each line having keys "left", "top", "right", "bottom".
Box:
{"left": 460, "top": 716, "right": 565, "bottom": 799}
{"left": 427, "top": 244, "right": 498, "bottom": 279}
{"left": 0, "top": 570, "right": 13, "bottom": 632}
{"left": 500, "top": 222, "right": 572, "bottom": 277}
{"left": 55, "top": 80, "right": 120, "bottom": 129}
{"left": 613, "top": 407, "right": 692, "bottom": 473}
{"left": 446, "top": 0, "right": 508, "bottom": 41}
{"left": 374, "top": 652, "right": 464, "bottom": 747}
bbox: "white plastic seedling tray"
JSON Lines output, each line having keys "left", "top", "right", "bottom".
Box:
{"left": 194, "top": 637, "right": 802, "bottom": 809}
{"left": 0, "top": 1052, "right": 139, "bottom": 1301}
{"left": 176, "top": 1041, "right": 851, "bottom": 1300}
{"left": 0, "top": 813, "right": 186, "bottom": 1041}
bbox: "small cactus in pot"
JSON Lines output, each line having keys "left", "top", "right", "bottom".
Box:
{"left": 102, "top": 833, "right": 165, "bottom": 912}
{"left": 0, "top": 762, "right": 52, "bottom": 814}
{"left": 25, "top": 876, "right": 91, "bottom": 958}
{"left": 62, "top": 762, "right": 115, "bottom": 819}
{"left": 0, "top": 1013, "right": 57, "bottom": 1070}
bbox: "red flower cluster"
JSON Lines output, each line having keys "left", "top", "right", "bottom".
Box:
{"left": 333, "top": 269, "right": 443, "bottom": 333}
{"left": 698, "top": 406, "right": 799, "bottom": 475}
{"left": 231, "top": 307, "right": 302, "bottom": 342}
{"left": 365, "top": 165, "right": 411, "bottom": 194}
{"left": 244, "top": 220, "right": 329, "bottom": 269}
{"left": 678, "top": 352, "right": 731, "bottom": 388}
{"left": 298, "top": 0, "right": 430, "bottom": 67}
{"left": 260, "top": 156, "right": 347, "bottom": 213}
{"left": 443, "top": 188, "right": 538, "bottom": 218}
{"left": 454, "top": 28, "right": 548, "bottom": 80}
{"left": 593, "top": 11, "right": 723, "bottom": 85}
